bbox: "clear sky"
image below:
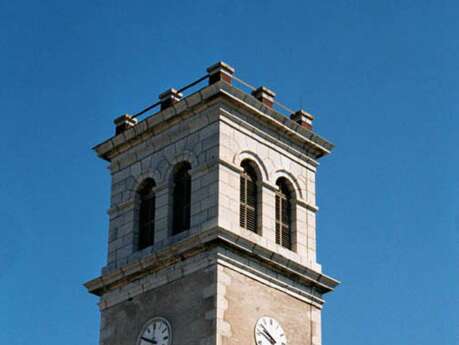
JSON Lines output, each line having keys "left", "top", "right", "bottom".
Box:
{"left": 1, "top": 1, "right": 457, "bottom": 344}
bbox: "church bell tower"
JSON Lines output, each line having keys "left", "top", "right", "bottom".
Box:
{"left": 85, "top": 62, "right": 339, "bottom": 345}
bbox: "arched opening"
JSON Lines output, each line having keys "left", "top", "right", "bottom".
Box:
{"left": 172, "top": 161, "right": 192, "bottom": 235}
{"left": 275, "top": 177, "right": 294, "bottom": 250}
{"left": 137, "top": 178, "right": 156, "bottom": 250}
{"left": 240, "top": 160, "right": 260, "bottom": 233}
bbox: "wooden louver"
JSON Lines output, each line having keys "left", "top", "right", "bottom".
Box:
{"left": 172, "top": 162, "right": 192, "bottom": 235}
{"left": 275, "top": 180, "right": 292, "bottom": 250}
{"left": 240, "top": 161, "right": 258, "bottom": 232}
{"left": 138, "top": 179, "right": 156, "bottom": 250}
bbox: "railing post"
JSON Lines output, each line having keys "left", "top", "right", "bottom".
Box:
{"left": 114, "top": 114, "right": 137, "bottom": 135}
{"left": 290, "top": 109, "right": 314, "bottom": 130}
{"left": 159, "top": 88, "right": 183, "bottom": 110}
{"left": 207, "top": 61, "right": 235, "bottom": 85}
{"left": 251, "top": 86, "right": 276, "bottom": 108}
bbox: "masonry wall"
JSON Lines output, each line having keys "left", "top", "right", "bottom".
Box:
{"left": 90, "top": 79, "right": 335, "bottom": 345}
{"left": 99, "top": 266, "right": 217, "bottom": 345}
{"left": 217, "top": 101, "right": 320, "bottom": 270}
{"left": 218, "top": 265, "right": 322, "bottom": 345}
{"left": 103, "top": 98, "right": 322, "bottom": 273}
{"left": 105, "top": 105, "right": 221, "bottom": 271}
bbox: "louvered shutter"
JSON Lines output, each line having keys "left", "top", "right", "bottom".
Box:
{"left": 138, "top": 181, "right": 156, "bottom": 250}
{"left": 246, "top": 177, "right": 257, "bottom": 232}
{"left": 275, "top": 194, "right": 281, "bottom": 244}
{"left": 275, "top": 181, "right": 292, "bottom": 250}
{"left": 240, "top": 162, "right": 258, "bottom": 233}
{"left": 172, "top": 163, "right": 192, "bottom": 234}
{"left": 240, "top": 175, "right": 246, "bottom": 227}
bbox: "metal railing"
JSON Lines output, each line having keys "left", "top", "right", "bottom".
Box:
{"left": 231, "top": 74, "right": 296, "bottom": 115}
{"left": 130, "top": 72, "right": 296, "bottom": 121}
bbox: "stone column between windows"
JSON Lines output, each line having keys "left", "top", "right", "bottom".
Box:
{"left": 153, "top": 183, "right": 170, "bottom": 243}
{"left": 261, "top": 183, "right": 276, "bottom": 244}
{"left": 189, "top": 164, "right": 219, "bottom": 232}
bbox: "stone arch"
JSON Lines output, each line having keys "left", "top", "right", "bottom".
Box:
{"left": 132, "top": 171, "right": 161, "bottom": 193}
{"left": 233, "top": 150, "right": 269, "bottom": 181}
{"left": 164, "top": 150, "right": 198, "bottom": 182}
{"left": 272, "top": 169, "right": 303, "bottom": 200}
{"left": 121, "top": 171, "right": 160, "bottom": 202}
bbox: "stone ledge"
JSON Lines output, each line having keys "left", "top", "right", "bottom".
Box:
{"left": 90, "top": 244, "right": 329, "bottom": 311}
{"left": 93, "top": 81, "right": 333, "bottom": 162}
{"left": 84, "top": 226, "right": 339, "bottom": 298}
{"left": 217, "top": 90, "right": 331, "bottom": 162}
{"left": 215, "top": 253, "right": 324, "bottom": 308}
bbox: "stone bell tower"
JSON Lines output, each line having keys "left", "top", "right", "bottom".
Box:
{"left": 85, "top": 62, "right": 339, "bottom": 345}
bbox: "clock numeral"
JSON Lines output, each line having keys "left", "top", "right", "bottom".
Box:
{"left": 138, "top": 318, "right": 171, "bottom": 345}
{"left": 255, "top": 317, "right": 287, "bottom": 345}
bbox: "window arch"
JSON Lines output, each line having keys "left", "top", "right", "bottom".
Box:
{"left": 275, "top": 177, "right": 294, "bottom": 250}
{"left": 137, "top": 179, "right": 156, "bottom": 250}
{"left": 172, "top": 162, "right": 192, "bottom": 235}
{"left": 240, "top": 160, "right": 260, "bottom": 233}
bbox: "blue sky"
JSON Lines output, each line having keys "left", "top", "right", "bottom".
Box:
{"left": 1, "top": 1, "right": 457, "bottom": 344}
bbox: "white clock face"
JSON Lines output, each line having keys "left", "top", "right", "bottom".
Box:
{"left": 255, "top": 317, "right": 287, "bottom": 345}
{"left": 138, "top": 317, "right": 172, "bottom": 345}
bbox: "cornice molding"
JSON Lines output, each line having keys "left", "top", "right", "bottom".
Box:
{"left": 84, "top": 226, "right": 339, "bottom": 299}
{"left": 93, "top": 81, "right": 333, "bottom": 162}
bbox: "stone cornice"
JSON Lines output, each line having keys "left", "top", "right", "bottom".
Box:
{"left": 218, "top": 108, "right": 320, "bottom": 168}
{"left": 216, "top": 91, "right": 328, "bottom": 166}
{"left": 84, "top": 226, "right": 339, "bottom": 299}
{"left": 93, "top": 81, "right": 334, "bottom": 162}
{"left": 215, "top": 253, "right": 324, "bottom": 308}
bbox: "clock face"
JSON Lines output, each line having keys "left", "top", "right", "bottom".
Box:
{"left": 137, "top": 317, "right": 172, "bottom": 345}
{"left": 254, "top": 317, "right": 287, "bottom": 345}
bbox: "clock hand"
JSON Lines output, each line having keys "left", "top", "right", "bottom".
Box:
{"left": 261, "top": 324, "right": 276, "bottom": 342}
{"left": 141, "top": 336, "right": 157, "bottom": 344}
{"left": 260, "top": 325, "right": 277, "bottom": 344}
{"left": 260, "top": 331, "right": 276, "bottom": 345}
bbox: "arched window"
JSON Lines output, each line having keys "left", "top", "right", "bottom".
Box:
{"left": 240, "top": 160, "right": 259, "bottom": 233}
{"left": 172, "top": 162, "right": 192, "bottom": 235}
{"left": 138, "top": 179, "right": 156, "bottom": 250}
{"left": 275, "top": 178, "right": 293, "bottom": 250}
